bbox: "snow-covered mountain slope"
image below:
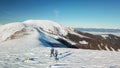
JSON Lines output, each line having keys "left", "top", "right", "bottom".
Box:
{"left": 0, "top": 20, "right": 120, "bottom": 68}
{"left": 0, "top": 21, "right": 66, "bottom": 52}
{"left": 0, "top": 20, "right": 120, "bottom": 51}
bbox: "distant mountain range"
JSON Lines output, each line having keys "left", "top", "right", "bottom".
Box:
{"left": 76, "top": 28, "right": 120, "bottom": 33}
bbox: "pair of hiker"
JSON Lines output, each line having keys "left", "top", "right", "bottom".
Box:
{"left": 50, "top": 48, "right": 58, "bottom": 60}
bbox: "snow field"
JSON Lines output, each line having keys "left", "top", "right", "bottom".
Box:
{"left": 0, "top": 47, "right": 120, "bottom": 68}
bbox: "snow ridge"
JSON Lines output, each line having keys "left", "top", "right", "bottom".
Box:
{"left": 23, "top": 20, "right": 70, "bottom": 36}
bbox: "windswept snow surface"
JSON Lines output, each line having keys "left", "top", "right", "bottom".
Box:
{"left": 0, "top": 47, "right": 120, "bottom": 68}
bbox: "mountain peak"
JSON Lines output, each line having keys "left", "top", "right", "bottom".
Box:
{"left": 23, "top": 20, "right": 71, "bottom": 36}
{"left": 23, "top": 19, "right": 59, "bottom": 26}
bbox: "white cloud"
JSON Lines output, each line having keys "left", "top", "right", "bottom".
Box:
{"left": 53, "top": 10, "right": 60, "bottom": 17}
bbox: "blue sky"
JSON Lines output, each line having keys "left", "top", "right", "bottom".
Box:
{"left": 0, "top": 0, "right": 120, "bottom": 28}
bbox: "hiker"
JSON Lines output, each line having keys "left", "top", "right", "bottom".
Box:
{"left": 54, "top": 49, "right": 58, "bottom": 60}
{"left": 50, "top": 47, "right": 54, "bottom": 57}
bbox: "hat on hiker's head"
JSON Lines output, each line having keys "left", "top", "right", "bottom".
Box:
{"left": 51, "top": 47, "right": 54, "bottom": 49}
{"left": 50, "top": 47, "right": 54, "bottom": 50}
